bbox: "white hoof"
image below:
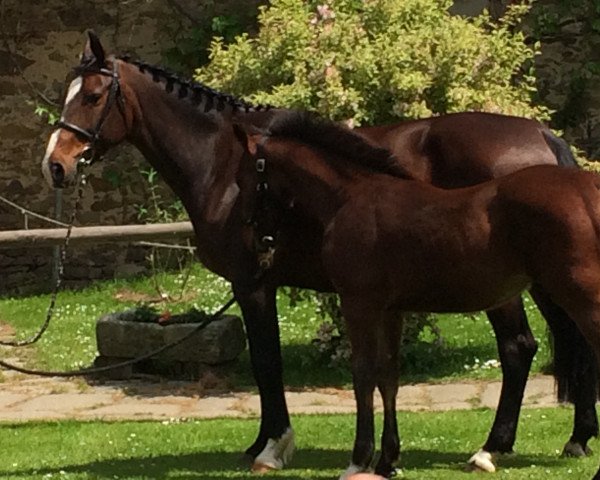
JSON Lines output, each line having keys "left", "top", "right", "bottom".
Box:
{"left": 339, "top": 463, "right": 365, "bottom": 480}
{"left": 252, "top": 427, "right": 295, "bottom": 471}
{"left": 467, "top": 449, "right": 496, "bottom": 473}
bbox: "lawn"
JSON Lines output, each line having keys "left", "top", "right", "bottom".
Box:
{"left": 0, "top": 408, "right": 597, "bottom": 479}
{"left": 0, "top": 264, "right": 551, "bottom": 387}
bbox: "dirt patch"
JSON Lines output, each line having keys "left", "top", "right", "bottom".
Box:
{"left": 113, "top": 289, "right": 197, "bottom": 304}
{"left": 0, "top": 321, "right": 16, "bottom": 339}
{"left": 113, "top": 289, "right": 166, "bottom": 303}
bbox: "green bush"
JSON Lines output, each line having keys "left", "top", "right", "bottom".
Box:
{"left": 196, "top": 0, "right": 550, "bottom": 124}
{"left": 195, "top": 0, "right": 550, "bottom": 366}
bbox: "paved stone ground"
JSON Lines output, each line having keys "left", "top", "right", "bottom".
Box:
{"left": 0, "top": 371, "right": 558, "bottom": 421}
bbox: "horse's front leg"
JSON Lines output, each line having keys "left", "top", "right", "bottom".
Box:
{"left": 468, "top": 296, "right": 537, "bottom": 472}
{"left": 232, "top": 280, "right": 294, "bottom": 471}
{"left": 339, "top": 298, "right": 380, "bottom": 479}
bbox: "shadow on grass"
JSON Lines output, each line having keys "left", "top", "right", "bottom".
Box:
{"left": 85, "top": 340, "right": 499, "bottom": 398}
{"left": 0, "top": 448, "right": 571, "bottom": 479}
{"left": 277, "top": 341, "right": 499, "bottom": 387}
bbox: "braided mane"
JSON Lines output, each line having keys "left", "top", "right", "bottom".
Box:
{"left": 118, "top": 56, "right": 271, "bottom": 114}
{"left": 267, "top": 112, "right": 414, "bottom": 179}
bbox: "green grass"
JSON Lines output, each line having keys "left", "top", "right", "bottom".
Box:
{"left": 0, "top": 265, "right": 549, "bottom": 387}
{"left": 0, "top": 408, "right": 596, "bottom": 479}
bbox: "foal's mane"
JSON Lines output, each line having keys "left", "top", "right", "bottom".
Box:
{"left": 267, "top": 112, "right": 414, "bottom": 179}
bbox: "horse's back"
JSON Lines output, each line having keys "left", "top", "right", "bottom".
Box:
{"left": 358, "top": 112, "right": 559, "bottom": 188}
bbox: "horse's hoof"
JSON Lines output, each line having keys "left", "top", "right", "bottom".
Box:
{"left": 467, "top": 449, "right": 496, "bottom": 473}
{"left": 374, "top": 465, "right": 401, "bottom": 478}
{"left": 252, "top": 427, "right": 295, "bottom": 471}
{"left": 562, "top": 441, "right": 591, "bottom": 457}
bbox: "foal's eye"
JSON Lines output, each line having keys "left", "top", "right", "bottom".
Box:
{"left": 83, "top": 93, "right": 102, "bottom": 105}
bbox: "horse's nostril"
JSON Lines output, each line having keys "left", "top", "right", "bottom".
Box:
{"left": 50, "top": 162, "right": 65, "bottom": 185}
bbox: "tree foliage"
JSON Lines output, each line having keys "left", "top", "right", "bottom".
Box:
{"left": 196, "top": 0, "right": 550, "bottom": 125}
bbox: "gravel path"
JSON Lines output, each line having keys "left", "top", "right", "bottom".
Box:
{"left": 0, "top": 372, "right": 558, "bottom": 421}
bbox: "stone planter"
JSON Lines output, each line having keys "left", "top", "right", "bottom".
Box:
{"left": 94, "top": 309, "right": 246, "bottom": 380}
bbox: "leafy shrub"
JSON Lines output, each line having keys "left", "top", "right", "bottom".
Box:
{"left": 197, "top": 0, "right": 550, "bottom": 124}
{"left": 196, "top": 0, "right": 550, "bottom": 366}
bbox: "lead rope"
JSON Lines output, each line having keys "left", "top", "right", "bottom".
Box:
{"left": 0, "top": 169, "right": 86, "bottom": 347}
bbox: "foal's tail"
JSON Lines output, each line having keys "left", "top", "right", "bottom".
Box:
{"left": 541, "top": 129, "right": 578, "bottom": 168}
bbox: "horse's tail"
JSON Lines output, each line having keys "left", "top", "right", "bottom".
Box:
{"left": 541, "top": 129, "right": 578, "bottom": 168}
{"left": 539, "top": 131, "right": 598, "bottom": 406}
{"left": 550, "top": 318, "right": 599, "bottom": 404}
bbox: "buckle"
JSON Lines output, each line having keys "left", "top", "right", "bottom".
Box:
{"left": 256, "top": 158, "right": 266, "bottom": 172}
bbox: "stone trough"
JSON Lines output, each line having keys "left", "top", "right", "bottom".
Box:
{"left": 94, "top": 308, "right": 246, "bottom": 380}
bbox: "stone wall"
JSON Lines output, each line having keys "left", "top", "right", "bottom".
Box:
{"left": 0, "top": 0, "right": 214, "bottom": 294}
{"left": 451, "top": 0, "right": 600, "bottom": 158}
{"left": 531, "top": 0, "right": 600, "bottom": 158}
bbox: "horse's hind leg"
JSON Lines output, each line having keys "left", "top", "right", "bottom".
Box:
{"left": 374, "top": 313, "right": 402, "bottom": 478}
{"left": 530, "top": 285, "right": 598, "bottom": 457}
{"left": 557, "top": 303, "right": 600, "bottom": 480}
{"left": 469, "top": 297, "right": 537, "bottom": 472}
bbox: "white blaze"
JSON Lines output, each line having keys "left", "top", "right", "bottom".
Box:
{"left": 41, "top": 129, "right": 60, "bottom": 184}
{"left": 64, "top": 76, "right": 82, "bottom": 107}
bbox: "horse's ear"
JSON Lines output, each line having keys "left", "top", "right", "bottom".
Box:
{"left": 82, "top": 30, "right": 106, "bottom": 67}
{"left": 233, "top": 122, "right": 263, "bottom": 156}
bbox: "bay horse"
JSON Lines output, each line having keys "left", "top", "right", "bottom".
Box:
{"left": 40, "top": 32, "right": 596, "bottom": 473}
{"left": 236, "top": 111, "right": 600, "bottom": 479}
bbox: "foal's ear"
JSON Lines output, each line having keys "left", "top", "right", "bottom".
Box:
{"left": 82, "top": 30, "right": 106, "bottom": 67}
{"left": 233, "top": 122, "right": 264, "bottom": 156}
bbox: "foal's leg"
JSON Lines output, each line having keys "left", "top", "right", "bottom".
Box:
{"left": 469, "top": 297, "right": 537, "bottom": 472}
{"left": 232, "top": 281, "right": 294, "bottom": 470}
{"left": 530, "top": 285, "right": 598, "bottom": 457}
{"left": 374, "top": 313, "right": 402, "bottom": 478}
{"left": 339, "top": 298, "right": 380, "bottom": 479}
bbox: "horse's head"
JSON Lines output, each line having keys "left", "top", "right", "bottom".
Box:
{"left": 42, "top": 31, "right": 131, "bottom": 188}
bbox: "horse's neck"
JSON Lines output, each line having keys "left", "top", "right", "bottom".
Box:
{"left": 124, "top": 66, "right": 240, "bottom": 223}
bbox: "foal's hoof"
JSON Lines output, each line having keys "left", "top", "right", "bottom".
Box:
{"left": 562, "top": 441, "right": 592, "bottom": 457}
{"left": 467, "top": 449, "right": 496, "bottom": 473}
{"left": 251, "top": 428, "right": 295, "bottom": 471}
{"left": 251, "top": 462, "right": 276, "bottom": 473}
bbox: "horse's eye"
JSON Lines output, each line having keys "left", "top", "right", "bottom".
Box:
{"left": 81, "top": 148, "right": 94, "bottom": 161}
{"left": 83, "top": 93, "right": 102, "bottom": 105}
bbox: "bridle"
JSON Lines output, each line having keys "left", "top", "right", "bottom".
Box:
{"left": 56, "top": 60, "right": 125, "bottom": 165}
{"left": 248, "top": 155, "right": 280, "bottom": 271}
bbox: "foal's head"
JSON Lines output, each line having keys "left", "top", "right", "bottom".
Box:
{"left": 234, "top": 111, "right": 414, "bottom": 239}
{"left": 42, "top": 31, "right": 131, "bottom": 188}
{"left": 237, "top": 111, "right": 413, "bottom": 186}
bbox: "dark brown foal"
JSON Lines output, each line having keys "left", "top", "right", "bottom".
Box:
{"left": 239, "top": 112, "right": 600, "bottom": 479}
